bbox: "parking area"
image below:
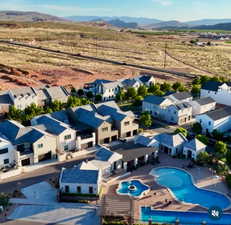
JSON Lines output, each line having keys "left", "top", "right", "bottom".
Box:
{"left": 7, "top": 182, "right": 99, "bottom": 225}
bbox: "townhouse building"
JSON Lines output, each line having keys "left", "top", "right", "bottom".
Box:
{"left": 0, "top": 120, "right": 57, "bottom": 166}
{"left": 196, "top": 107, "right": 231, "bottom": 134}
{"left": 142, "top": 95, "right": 193, "bottom": 125}
{"left": 190, "top": 97, "right": 216, "bottom": 116}
{"left": 31, "top": 115, "right": 76, "bottom": 152}
{"left": 200, "top": 81, "right": 231, "bottom": 106}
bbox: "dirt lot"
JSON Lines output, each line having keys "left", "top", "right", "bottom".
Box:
{"left": 0, "top": 21, "right": 230, "bottom": 90}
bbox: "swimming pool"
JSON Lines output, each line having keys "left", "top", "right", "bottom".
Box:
{"left": 150, "top": 167, "right": 231, "bottom": 209}
{"left": 117, "top": 180, "right": 150, "bottom": 197}
{"left": 141, "top": 207, "right": 231, "bottom": 224}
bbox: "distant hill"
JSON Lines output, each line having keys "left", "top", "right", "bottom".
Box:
{"left": 186, "top": 19, "right": 231, "bottom": 26}
{"left": 66, "top": 16, "right": 162, "bottom": 25}
{"left": 145, "top": 20, "right": 188, "bottom": 29}
{"left": 0, "top": 11, "right": 66, "bottom": 22}
{"left": 193, "top": 22, "right": 231, "bottom": 31}
{"left": 105, "top": 19, "right": 138, "bottom": 29}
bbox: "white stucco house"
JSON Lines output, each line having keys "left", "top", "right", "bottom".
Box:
{"left": 183, "top": 138, "right": 207, "bottom": 160}
{"left": 190, "top": 97, "right": 216, "bottom": 116}
{"left": 155, "top": 133, "right": 188, "bottom": 156}
{"left": 142, "top": 95, "right": 193, "bottom": 125}
{"left": 59, "top": 164, "right": 101, "bottom": 195}
{"left": 196, "top": 107, "right": 231, "bottom": 134}
{"left": 136, "top": 74, "right": 156, "bottom": 86}
{"left": 167, "top": 102, "right": 192, "bottom": 125}
{"left": 0, "top": 134, "right": 16, "bottom": 169}
{"left": 200, "top": 81, "right": 231, "bottom": 106}
{"left": 142, "top": 95, "right": 173, "bottom": 120}
{"left": 92, "top": 146, "right": 123, "bottom": 177}
{"left": 31, "top": 115, "right": 76, "bottom": 152}
{"left": 99, "top": 81, "right": 122, "bottom": 101}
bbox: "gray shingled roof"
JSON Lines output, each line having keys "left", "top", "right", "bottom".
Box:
{"left": 10, "top": 87, "right": 36, "bottom": 98}
{"left": 61, "top": 167, "right": 99, "bottom": 184}
{"left": 51, "top": 110, "right": 70, "bottom": 124}
{"left": 201, "top": 81, "right": 222, "bottom": 91}
{"left": 155, "top": 133, "right": 187, "bottom": 147}
{"left": 0, "top": 93, "right": 13, "bottom": 105}
{"left": 33, "top": 115, "right": 68, "bottom": 135}
{"left": 138, "top": 75, "right": 152, "bottom": 83}
{"left": 0, "top": 120, "right": 44, "bottom": 145}
{"left": 95, "top": 147, "right": 117, "bottom": 161}
{"left": 174, "top": 102, "right": 192, "bottom": 110}
{"left": 184, "top": 138, "right": 206, "bottom": 151}
{"left": 195, "top": 97, "right": 215, "bottom": 106}
{"left": 143, "top": 95, "right": 166, "bottom": 105}
{"left": 43, "top": 86, "right": 69, "bottom": 100}
{"left": 170, "top": 92, "right": 192, "bottom": 101}
{"left": 205, "top": 107, "right": 231, "bottom": 121}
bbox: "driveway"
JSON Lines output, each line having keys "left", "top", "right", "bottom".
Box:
{"left": 8, "top": 182, "right": 99, "bottom": 225}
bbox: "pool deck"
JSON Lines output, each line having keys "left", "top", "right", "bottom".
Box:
{"left": 103, "top": 152, "right": 231, "bottom": 221}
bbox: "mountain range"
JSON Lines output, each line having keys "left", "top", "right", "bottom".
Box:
{"left": 0, "top": 10, "right": 66, "bottom": 22}
{"left": 0, "top": 10, "right": 231, "bottom": 31}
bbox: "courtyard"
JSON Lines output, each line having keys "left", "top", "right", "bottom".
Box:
{"left": 101, "top": 152, "right": 231, "bottom": 222}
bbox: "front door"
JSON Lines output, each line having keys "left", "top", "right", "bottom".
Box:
{"left": 187, "top": 150, "right": 192, "bottom": 159}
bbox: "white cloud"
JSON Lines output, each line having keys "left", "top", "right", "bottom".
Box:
{"left": 152, "top": 0, "right": 173, "bottom": 6}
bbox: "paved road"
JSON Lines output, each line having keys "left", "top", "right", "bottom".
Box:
{"left": 0, "top": 154, "right": 94, "bottom": 193}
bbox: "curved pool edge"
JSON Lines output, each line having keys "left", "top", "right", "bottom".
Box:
{"left": 149, "top": 166, "right": 231, "bottom": 211}
{"left": 116, "top": 179, "right": 150, "bottom": 198}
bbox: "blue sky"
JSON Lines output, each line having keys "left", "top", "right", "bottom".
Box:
{"left": 1, "top": 0, "right": 231, "bottom": 21}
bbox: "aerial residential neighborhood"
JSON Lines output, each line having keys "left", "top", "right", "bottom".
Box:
{"left": 1, "top": 2, "right": 231, "bottom": 225}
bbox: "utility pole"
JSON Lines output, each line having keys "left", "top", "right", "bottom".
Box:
{"left": 164, "top": 42, "right": 167, "bottom": 69}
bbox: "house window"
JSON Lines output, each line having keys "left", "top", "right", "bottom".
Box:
{"left": 38, "top": 143, "right": 43, "bottom": 148}
{"left": 102, "top": 127, "right": 108, "bottom": 132}
{"left": 65, "top": 185, "right": 69, "bottom": 193}
{"left": 89, "top": 186, "right": 93, "bottom": 194}
{"left": 77, "top": 186, "right": 81, "bottom": 193}
{"left": 124, "top": 121, "right": 130, "bottom": 126}
{"left": 4, "top": 159, "right": 9, "bottom": 164}
{"left": 0, "top": 148, "right": 8, "bottom": 154}
{"left": 64, "top": 145, "right": 69, "bottom": 151}
{"left": 64, "top": 135, "right": 71, "bottom": 140}
{"left": 208, "top": 121, "right": 211, "bottom": 126}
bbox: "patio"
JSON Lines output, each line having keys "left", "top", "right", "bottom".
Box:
{"left": 102, "top": 152, "right": 231, "bottom": 221}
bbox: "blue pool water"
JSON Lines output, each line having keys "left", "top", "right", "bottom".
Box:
{"left": 152, "top": 167, "right": 231, "bottom": 209}
{"left": 117, "top": 180, "right": 149, "bottom": 197}
{"left": 141, "top": 207, "right": 231, "bottom": 224}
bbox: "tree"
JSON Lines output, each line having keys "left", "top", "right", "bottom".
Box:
{"left": 126, "top": 87, "right": 137, "bottom": 99}
{"left": 212, "top": 130, "right": 224, "bottom": 141}
{"left": 174, "top": 127, "right": 188, "bottom": 137}
{"left": 196, "top": 134, "right": 209, "bottom": 145}
{"left": 215, "top": 141, "right": 228, "bottom": 158}
{"left": 172, "top": 82, "right": 184, "bottom": 91}
{"left": 116, "top": 89, "right": 126, "bottom": 102}
{"left": 95, "top": 94, "right": 102, "bottom": 102}
{"left": 154, "top": 89, "right": 165, "bottom": 96}
{"left": 140, "top": 112, "right": 153, "bottom": 128}
{"left": 66, "top": 96, "right": 81, "bottom": 108}
{"left": 192, "top": 123, "right": 202, "bottom": 134}
{"left": 77, "top": 89, "right": 84, "bottom": 97}
{"left": 137, "top": 85, "right": 147, "bottom": 97}
{"left": 197, "top": 152, "right": 211, "bottom": 165}
{"left": 50, "top": 100, "right": 63, "bottom": 112}
{"left": 133, "top": 96, "right": 143, "bottom": 106}
{"left": 148, "top": 84, "right": 160, "bottom": 93}
{"left": 86, "top": 91, "right": 93, "bottom": 99}
{"left": 191, "top": 84, "right": 201, "bottom": 97}
{"left": 160, "top": 82, "right": 172, "bottom": 92}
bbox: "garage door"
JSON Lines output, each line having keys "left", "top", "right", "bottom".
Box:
{"left": 21, "top": 158, "right": 30, "bottom": 166}
{"left": 38, "top": 151, "right": 52, "bottom": 162}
